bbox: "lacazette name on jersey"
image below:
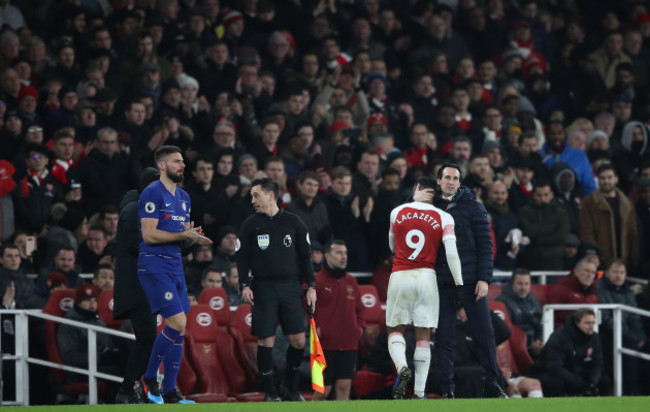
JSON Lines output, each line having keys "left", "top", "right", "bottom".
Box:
{"left": 394, "top": 211, "right": 441, "bottom": 230}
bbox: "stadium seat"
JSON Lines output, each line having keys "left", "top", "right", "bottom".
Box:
{"left": 43, "top": 288, "right": 107, "bottom": 397}
{"left": 97, "top": 290, "right": 125, "bottom": 330}
{"left": 487, "top": 284, "right": 503, "bottom": 301}
{"left": 198, "top": 287, "right": 231, "bottom": 325}
{"left": 183, "top": 305, "right": 233, "bottom": 402}
{"left": 227, "top": 304, "right": 261, "bottom": 392}
{"left": 371, "top": 263, "right": 391, "bottom": 302}
{"left": 352, "top": 369, "right": 395, "bottom": 398}
{"left": 488, "top": 301, "right": 511, "bottom": 325}
{"left": 530, "top": 284, "right": 551, "bottom": 306}
{"left": 357, "top": 285, "right": 385, "bottom": 365}
{"left": 508, "top": 325, "right": 534, "bottom": 374}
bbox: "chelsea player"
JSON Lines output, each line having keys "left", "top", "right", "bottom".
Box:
{"left": 138, "top": 145, "right": 212, "bottom": 404}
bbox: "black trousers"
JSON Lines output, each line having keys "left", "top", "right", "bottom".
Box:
{"left": 433, "top": 283, "right": 499, "bottom": 394}
{"left": 120, "top": 306, "right": 157, "bottom": 390}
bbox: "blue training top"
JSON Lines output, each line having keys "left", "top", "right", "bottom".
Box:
{"left": 138, "top": 180, "right": 191, "bottom": 273}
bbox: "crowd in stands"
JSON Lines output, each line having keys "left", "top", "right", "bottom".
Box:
{"left": 1, "top": 0, "right": 650, "bottom": 402}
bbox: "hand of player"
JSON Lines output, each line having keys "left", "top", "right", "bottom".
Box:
{"left": 475, "top": 280, "right": 488, "bottom": 301}
{"left": 185, "top": 227, "right": 212, "bottom": 245}
{"left": 306, "top": 286, "right": 317, "bottom": 313}
{"left": 413, "top": 187, "right": 434, "bottom": 203}
{"left": 242, "top": 286, "right": 254, "bottom": 305}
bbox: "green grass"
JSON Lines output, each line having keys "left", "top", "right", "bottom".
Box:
{"left": 3, "top": 397, "right": 650, "bottom": 412}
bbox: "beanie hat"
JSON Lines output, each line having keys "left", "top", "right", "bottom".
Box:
{"left": 18, "top": 86, "right": 39, "bottom": 103}
{"left": 587, "top": 130, "right": 608, "bottom": 148}
{"left": 75, "top": 283, "right": 100, "bottom": 304}
{"left": 161, "top": 78, "right": 181, "bottom": 96}
{"left": 481, "top": 140, "right": 501, "bottom": 156}
{"left": 327, "top": 120, "right": 349, "bottom": 134}
{"left": 217, "top": 225, "right": 238, "bottom": 244}
{"left": 367, "top": 113, "right": 388, "bottom": 129}
{"left": 223, "top": 10, "right": 244, "bottom": 27}
{"left": 515, "top": 96, "right": 536, "bottom": 115}
{"left": 59, "top": 206, "right": 87, "bottom": 232}
{"left": 139, "top": 167, "right": 160, "bottom": 191}
{"left": 386, "top": 151, "right": 405, "bottom": 166}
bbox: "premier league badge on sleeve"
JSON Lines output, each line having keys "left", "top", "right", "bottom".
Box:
{"left": 257, "top": 234, "right": 270, "bottom": 250}
{"left": 283, "top": 234, "right": 292, "bottom": 247}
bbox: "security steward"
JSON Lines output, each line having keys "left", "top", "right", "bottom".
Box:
{"left": 429, "top": 163, "right": 507, "bottom": 398}
{"left": 237, "top": 177, "right": 317, "bottom": 402}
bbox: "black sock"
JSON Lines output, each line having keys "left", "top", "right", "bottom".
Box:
{"left": 284, "top": 345, "right": 303, "bottom": 389}
{"left": 257, "top": 345, "right": 276, "bottom": 396}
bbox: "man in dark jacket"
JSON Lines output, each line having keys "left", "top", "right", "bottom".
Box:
{"left": 80, "top": 127, "right": 138, "bottom": 215}
{"left": 485, "top": 180, "right": 521, "bottom": 271}
{"left": 517, "top": 179, "right": 570, "bottom": 270}
{"left": 0, "top": 244, "right": 38, "bottom": 308}
{"left": 429, "top": 163, "right": 506, "bottom": 398}
{"left": 56, "top": 283, "right": 123, "bottom": 383}
{"left": 530, "top": 309, "right": 610, "bottom": 396}
{"left": 112, "top": 167, "right": 160, "bottom": 403}
{"left": 597, "top": 258, "right": 647, "bottom": 394}
{"left": 496, "top": 269, "right": 543, "bottom": 356}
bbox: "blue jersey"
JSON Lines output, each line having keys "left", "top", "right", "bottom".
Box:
{"left": 138, "top": 180, "right": 191, "bottom": 275}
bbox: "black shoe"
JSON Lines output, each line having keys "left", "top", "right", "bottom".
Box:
{"left": 115, "top": 387, "right": 136, "bottom": 404}
{"left": 441, "top": 392, "right": 455, "bottom": 399}
{"left": 142, "top": 377, "right": 163, "bottom": 404}
{"left": 279, "top": 384, "right": 305, "bottom": 401}
{"left": 264, "top": 394, "right": 282, "bottom": 402}
{"left": 162, "top": 389, "right": 195, "bottom": 404}
{"left": 484, "top": 384, "right": 508, "bottom": 399}
{"left": 392, "top": 366, "right": 412, "bottom": 399}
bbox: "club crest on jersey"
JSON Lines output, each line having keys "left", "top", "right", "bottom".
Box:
{"left": 164, "top": 291, "right": 174, "bottom": 301}
{"left": 283, "top": 234, "right": 292, "bottom": 247}
{"left": 257, "top": 234, "right": 270, "bottom": 250}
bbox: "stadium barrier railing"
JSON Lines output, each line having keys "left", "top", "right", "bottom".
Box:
{"left": 0, "top": 309, "right": 134, "bottom": 406}
{"left": 542, "top": 303, "right": 650, "bottom": 397}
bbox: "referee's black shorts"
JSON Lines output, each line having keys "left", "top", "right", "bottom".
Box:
{"left": 323, "top": 350, "right": 357, "bottom": 385}
{"left": 251, "top": 278, "right": 305, "bottom": 338}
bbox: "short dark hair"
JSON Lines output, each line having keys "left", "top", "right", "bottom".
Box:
{"left": 251, "top": 177, "right": 279, "bottom": 199}
{"left": 264, "top": 155, "right": 284, "bottom": 169}
{"left": 53, "top": 129, "right": 75, "bottom": 143}
{"left": 574, "top": 308, "right": 595, "bottom": 323}
{"left": 436, "top": 162, "right": 463, "bottom": 181}
{"left": 381, "top": 167, "right": 400, "bottom": 180}
{"left": 517, "top": 131, "right": 537, "bottom": 146}
{"left": 605, "top": 258, "right": 626, "bottom": 271}
{"left": 298, "top": 170, "right": 319, "bottom": 184}
{"left": 512, "top": 267, "right": 531, "bottom": 279}
{"left": 94, "top": 264, "right": 113, "bottom": 278}
{"left": 88, "top": 225, "right": 106, "bottom": 238}
{"left": 99, "top": 205, "right": 118, "bottom": 220}
{"left": 416, "top": 176, "right": 437, "bottom": 190}
{"left": 202, "top": 266, "right": 222, "bottom": 280}
{"left": 193, "top": 154, "right": 213, "bottom": 171}
{"left": 532, "top": 178, "right": 551, "bottom": 191}
{"left": 154, "top": 145, "right": 182, "bottom": 164}
{"left": 597, "top": 163, "right": 617, "bottom": 176}
{"left": 1, "top": 244, "right": 19, "bottom": 256}
{"left": 324, "top": 239, "right": 346, "bottom": 254}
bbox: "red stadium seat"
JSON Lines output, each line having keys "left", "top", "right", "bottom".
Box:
{"left": 97, "top": 290, "right": 125, "bottom": 330}
{"left": 183, "top": 305, "right": 232, "bottom": 402}
{"left": 371, "top": 264, "right": 392, "bottom": 302}
{"left": 353, "top": 370, "right": 395, "bottom": 398}
{"left": 228, "top": 304, "right": 259, "bottom": 391}
{"left": 488, "top": 301, "right": 511, "bottom": 326}
{"left": 357, "top": 285, "right": 385, "bottom": 365}
{"left": 43, "top": 288, "right": 106, "bottom": 397}
{"left": 530, "top": 284, "right": 551, "bottom": 307}
{"left": 508, "top": 325, "right": 534, "bottom": 374}
{"left": 198, "top": 287, "right": 231, "bottom": 325}
{"left": 487, "top": 284, "right": 503, "bottom": 301}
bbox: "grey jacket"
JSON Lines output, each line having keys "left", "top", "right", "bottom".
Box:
{"left": 496, "top": 283, "right": 543, "bottom": 342}
{"left": 597, "top": 277, "right": 646, "bottom": 343}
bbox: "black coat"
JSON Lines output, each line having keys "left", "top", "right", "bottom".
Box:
{"left": 13, "top": 172, "right": 65, "bottom": 233}
{"left": 485, "top": 202, "right": 519, "bottom": 271}
{"left": 532, "top": 314, "right": 604, "bottom": 392}
{"left": 433, "top": 187, "right": 494, "bottom": 285}
{"left": 113, "top": 190, "right": 150, "bottom": 319}
{"left": 80, "top": 149, "right": 138, "bottom": 215}
{"left": 496, "top": 284, "right": 543, "bottom": 342}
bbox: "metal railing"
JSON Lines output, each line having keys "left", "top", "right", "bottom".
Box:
{"left": 0, "top": 309, "right": 135, "bottom": 406}
{"left": 542, "top": 303, "right": 650, "bottom": 397}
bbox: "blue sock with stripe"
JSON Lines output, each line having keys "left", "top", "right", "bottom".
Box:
{"left": 162, "top": 335, "right": 184, "bottom": 394}
{"left": 144, "top": 326, "right": 180, "bottom": 379}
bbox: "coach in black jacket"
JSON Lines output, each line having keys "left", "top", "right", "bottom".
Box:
{"left": 113, "top": 167, "right": 160, "bottom": 403}
{"left": 430, "top": 163, "right": 505, "bottom": 398}
{"left": 530, "top": 309, "right": 609, "bottom": 396}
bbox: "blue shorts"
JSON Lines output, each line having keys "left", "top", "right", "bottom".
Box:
{"left": 138, "top": 272, "right": 190, "bottom": 318}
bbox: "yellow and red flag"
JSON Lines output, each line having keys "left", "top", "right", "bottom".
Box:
{"left": 309, "top": 317, "right": 327, "bottom": 393}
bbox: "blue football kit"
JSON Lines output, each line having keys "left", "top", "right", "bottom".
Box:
{"left": 137, "top": 180, "right": 191, "bottom": 318}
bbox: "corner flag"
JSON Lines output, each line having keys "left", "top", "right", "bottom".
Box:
{"left": 309, "top": 309, "right": 327, "bottom": 393}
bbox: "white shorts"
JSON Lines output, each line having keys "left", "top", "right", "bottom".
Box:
{"left": 385, "top": 268, "right": 439, "bottom": 328}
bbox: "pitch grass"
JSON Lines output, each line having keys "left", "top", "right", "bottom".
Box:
{"left": 3, "top": 397, "right": 650, "bottom": 412}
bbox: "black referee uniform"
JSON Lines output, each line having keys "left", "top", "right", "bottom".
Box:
{"left": 237, "top": 209, "right": 315, "bottom": 337}
{"left": 237, "top": 208, "right": 315, "bottom": 400}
